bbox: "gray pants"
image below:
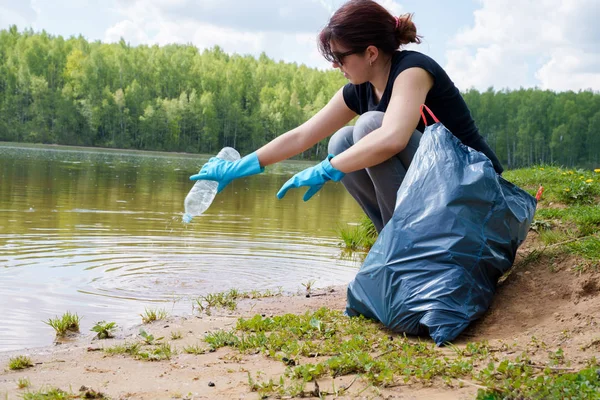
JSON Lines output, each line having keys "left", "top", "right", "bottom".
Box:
{"left": 327, "top": 111, "right": 422, "bottom": 233}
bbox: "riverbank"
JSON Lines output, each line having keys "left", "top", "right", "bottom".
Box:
{"left": 1, "top": 286, "right": 478, "bottom": 399}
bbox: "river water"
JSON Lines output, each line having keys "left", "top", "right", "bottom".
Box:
{"left": 0, "top": 143, "right": 365, "bottom": 351}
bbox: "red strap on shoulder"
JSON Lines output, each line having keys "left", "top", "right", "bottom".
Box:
{"left": 420, "top": 104, "right": 440, "bottom": 126}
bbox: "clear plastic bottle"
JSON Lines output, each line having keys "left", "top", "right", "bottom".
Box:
{"left": 182, "top": 147, "right": 240, "bottom": 223}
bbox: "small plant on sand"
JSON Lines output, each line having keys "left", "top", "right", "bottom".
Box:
{"left": 137, "top": 343, "right": 174, "bottom": 361}
{"left": 43, "top": 311, "right": 81, "bottom": 336}
{"left": 139, "top": 328, "right": 163, "bottom": 345}
{"left": 140, "top": 308, "right": 168, "bottom": 324}
{"left": 183, "top": 343, "right": 208, "bottom": 355}
{"left": 91, "top": 321, "right": 117, "bottom": 339}
{"left": 301, "top": 279, "right": 316, "bottom": 296}
{"left": 170, "top": 330, "right": 183, "bottom": 340}
{"left": 204, "top": 329, "right": 240, "bottom": 350}
{"left": 247, "top": 373, "right": 308, "bottom": 398}
{"left": 103, "top": 342, "right": 141, "bottom": 357}
{"left": 202, "top": 290, "right": 238, "bottom": 310}
{"left": 247, "top": 288, "right": 283, "bottom": 298}
{"left": 196, "top": 289, "right": 240, "bottom": 314}
{"left": 78, "top": 386, "right": 108, "bottom": 399}
{"left": 20, "top": 385, "right": 106, "bottom": 399}
{"left": 17, "top": 377, "right": 31, "bottom": 389}
{"left": 8, "top": 355, "right": 33, "bottom": 370}
{"left": 194, "top": 288, "right": 283, "bottom": 315}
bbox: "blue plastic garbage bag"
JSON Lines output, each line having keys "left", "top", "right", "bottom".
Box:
{"left": 345, "top": 116, "right": 537, "bottom": 346}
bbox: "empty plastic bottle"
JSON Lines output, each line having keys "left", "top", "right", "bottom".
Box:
{"left": 182, "top": 147, "right": 240, "bottom": 223}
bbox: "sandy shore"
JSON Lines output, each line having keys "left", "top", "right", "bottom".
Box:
{"left": 0, "top": 286, "right": 481, "bottom": 399}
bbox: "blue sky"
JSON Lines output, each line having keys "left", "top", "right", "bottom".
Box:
{"left": 1, "top": 0, "right": 599, "bottom": 92}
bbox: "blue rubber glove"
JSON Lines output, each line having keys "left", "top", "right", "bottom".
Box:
{"left": 277, "top": 155, "right": 345, "bottom": 201}
{"left": 190, "top": 152, "right": 264, "bottom": 193}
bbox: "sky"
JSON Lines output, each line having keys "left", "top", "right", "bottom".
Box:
{"left": 1, "top": 0, "right": 599, "bottom": 92}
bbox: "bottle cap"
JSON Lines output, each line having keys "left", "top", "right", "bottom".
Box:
{"left": 182, "top": 213, "right": 193, "bottom": 224}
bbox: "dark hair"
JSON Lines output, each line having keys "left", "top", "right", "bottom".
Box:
{"left": 318, "top": 0, "right": 421, "bottom": 63}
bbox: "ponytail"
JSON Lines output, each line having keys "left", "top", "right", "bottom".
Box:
{"left": 394, "top": 14, "right": 421, "bottom": 46}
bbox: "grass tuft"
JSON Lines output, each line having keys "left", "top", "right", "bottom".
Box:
{"left": 337, "top": 215, "right": 378, "bottom": 251}
{"left": 183, "top": 343, "right": 208, "bottom": 355}
{"left": 140, "top": 308, "right": 168, "bottom": 324}
{"left": 43, "top": 311, "right": 81, "bottom": 337}
{"left": 170, "top": 330, "right": 183, "bottom": 340}
{"left": 17, "top": 377, "right": 32, "bottom": 389}
{"left": 136, "top": 343, "right": 174, "bottom": 361}
{"left": 8, "top": 355, "right": 33, "bottom": 370}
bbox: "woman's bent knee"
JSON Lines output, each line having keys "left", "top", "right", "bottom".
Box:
{"left": 353, "top": 111, "right": 384, "bottom": 142}
{"left": 327, "top": 126, "right": 354, "bottom": 155}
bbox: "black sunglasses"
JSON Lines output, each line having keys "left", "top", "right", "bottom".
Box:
{"left": 330, "top": 48, "right": 365, "bottom": 66}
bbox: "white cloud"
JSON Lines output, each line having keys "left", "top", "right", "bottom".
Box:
{"left": 111, "top": 0, "right": 331, "bottom": 34}
{"left": 104, "top": 0, "right": 335, "bottom": 66}
{"left": 104, "top": 0, "right": 407, "bottom": 68}
{"left": 104, "top": 20, "right": 149, "bottom": 45}
{"left": 446, "top": 45, "right": 530, "bottom": 91}
{"left": 536, "top": 48, "right": 600, "bottom": 92}
{"left": 445, "top": 0, "right": 600, "bottom": 91}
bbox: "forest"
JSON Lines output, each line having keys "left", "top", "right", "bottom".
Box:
{"left": 1, "top": 26, "right": 598, "bottom": 168}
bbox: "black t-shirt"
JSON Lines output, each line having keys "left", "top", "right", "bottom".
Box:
{"left": 342, "top": 50, "right": 503, "bottom": 174}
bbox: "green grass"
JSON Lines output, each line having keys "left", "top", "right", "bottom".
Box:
{"left": 8, "top": 355, "right": 33, "bottom": 370}
{"left": 103, "top": 337, "right": 173, "bottom": 362}
{"left": 476, "top": 359, "right": 600, "bottom": 399}
{"left": 21, "top": 387, "right": 74, "bottom": 399}
{"left": 337, "top": 215, "right": 378, "bottom": 251}
{"left": 503, "top": 165, "right": 600, "bottom": 204}
{"left": 566, "top": 236, "right": 600, "bottom": 260}
{"left": 140, "top": 308, "right": 168, "bottom": 324}
{"left": 200, "top": 308, "right": 600, "bottom": 399}
{"left": 43, "top": 312, "right": 81, "bottom": 337}
{"left": 103, "top": 342, "right": 141, "bottom": 357}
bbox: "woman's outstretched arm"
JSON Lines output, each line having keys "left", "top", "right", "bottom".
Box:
{"left": 255, "top": 88, "right": 356, "bottom": 166}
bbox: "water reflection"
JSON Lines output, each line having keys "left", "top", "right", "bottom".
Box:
{"left": 0, "top": 143, "right": 366, "bottom": 351}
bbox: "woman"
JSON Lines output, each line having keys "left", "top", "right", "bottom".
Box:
{"left": 191, "top": 0, "right": 503, "bottom": 233}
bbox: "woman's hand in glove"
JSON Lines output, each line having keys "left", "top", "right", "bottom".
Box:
{"left": 276, "top": 155, "right": 345, "bottom": 201}
{"left": 190, "top": 152, "right": 264, "bottom": 193}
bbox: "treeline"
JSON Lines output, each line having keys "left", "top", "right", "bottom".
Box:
{"left": 464, "top": 89, "right": 600, "bottom": 168}
{"left": 0, "top": 26, "right": 598, "bottom": 167}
